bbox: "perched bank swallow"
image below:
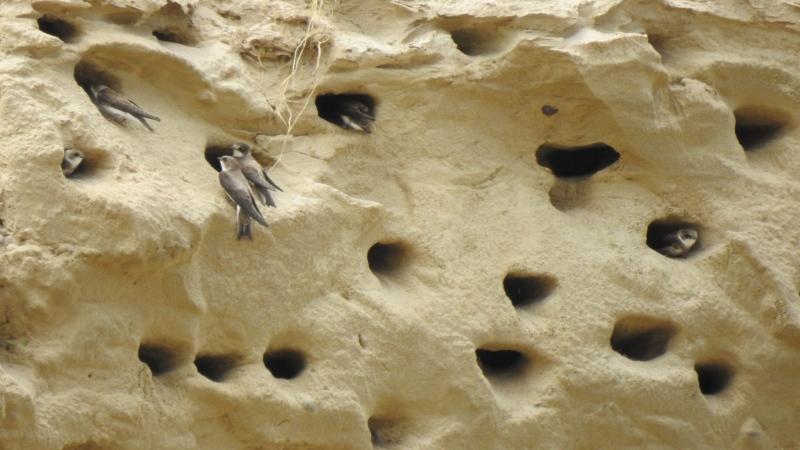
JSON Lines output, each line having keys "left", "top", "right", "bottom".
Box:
{"left": 61, "top": 148, "right": 85, "bottom": 176}
{"left": 655, "top": 228, "right": 698, "bottom": 257}
{"left": 90, "top": 84, "right": 161, "bottom": 132}
{"left": 337, "top": 99, "right": 375, "bottom": 133}
{"left": 231, "top": 142, "right": 282, "bottom": 207}
{"left": 218, "top": 155, "right": 268, "bottom": 240}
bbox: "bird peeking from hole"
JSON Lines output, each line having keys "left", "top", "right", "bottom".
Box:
{"left": 62, "top": 149, "right": 84, "bottom": 177}
{"left": 90, "top": 84, "right": 161, "bottom": 132}
{"left": 218, "top": 155, "right": 269, "bottom": 240}
{"left": 655, "top": 228, "right": 698, "bottom": 257}
{"left": 337, "top": 98, "right": 376, "bottom": 133}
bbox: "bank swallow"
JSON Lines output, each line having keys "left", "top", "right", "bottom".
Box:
{"left": 655, "top": 228, "right": 698, "bottom": 257}
{"left": 218, "top": 155, "right": 268, "bottom": 239}
{"left": 61, "top": 148, "right": 84, "bottom": 176}
{"left": 337, "top": 99, "right": 375, "bottom": 133}
{"left": 231, "top": 143, "right": 282, "bottom": 207}
{"left": 90, "top": 84, "right": 161, "bottom": 132}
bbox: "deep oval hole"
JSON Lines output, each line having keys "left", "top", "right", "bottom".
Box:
{"left": 315, "top": 93, "right": 376, "bottom": 132}
{"left": 535, "top": 143, "right": 620, "bottom": 178}
{"left": 476, "top": 348, "right": 528, "bottom": 377}
{"left": 368, "top": 242, "right": 408, "bottom": 275}
{"left": 204, "top": 145, "right": 233, "bottom": 172}
{"left": 37, "top": 16, "right": 79, "bottom": 42}
{"left": 733, "top": 106, "right": 788, "bottom": 151}
{"left": 194, "top": 354, "right": 240, "bottom": 382}
{"left": 695, "top": 362, "right": 734, "bottom": 395}
{"left": 610, "top": 316, "right": 677, "bottom": 361}
{"left": 138, "top": 343, "right": 181, "bottom": 376}
{"left": 263, "top": 349, "right": 306, "bottom": 380}
{"left": 646, "top": 219, "right": 701, "bottom": 258}
{"left": 503, "top": 274, "right": 556, "bottom": 307}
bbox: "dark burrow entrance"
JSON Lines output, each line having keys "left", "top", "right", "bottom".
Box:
{"left": 194, "top": 354, "right": 241, "bottom": 382}
{"left": 138, "top": 343, "right": 183, "bottom": 376}
{"left": 695, "top": 362, "right": 735, "bottom": 395}
{"left": 315, "top": 93, "right": 376, "bottom": 132}
{"left": 646, "top": 219, "right": 702, "bottom": 257}
{"left": 204, "top": 145, "right": 234, "bottom": 172}
{"left": 367, "top": 241, "right": 409, "bottom": 276}
{"left": 610, "top": 316, "right": 677, "bottom": 361}
{"left": 733, "top": 105, "right": 789, "bottom": 151}
{"left": 503, "top": 274, "right": 556, "bottom": 308}
{"left": 476, "top": 348, "right": 528, "bottom": 378}
{"left": 263, "top": 349, "right": 306, "bottom": 379}
{"left": 37, "top": 16, "right": 80, "bottom": 42}
{"left": 535, "top": 143, "right": 620, "bottom": 178}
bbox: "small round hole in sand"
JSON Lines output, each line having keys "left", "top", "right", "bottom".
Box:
{"left": 138, "top": 343, "right": 182, "bottom": 376}
{"left": 503, "top": 274, "right": 556, "bottom": 307}
{"left": 194, "top": 354, "right": 240, "bottom": 382}
{"left": 610, "top": 316, "right": 677, "bottom": 361}
{"left": 535, "top": 143, "right": 620, "bottom": 178}
{"left": 368, "top": 242, "right": 408, "bottom": 276}
{"left": 695, "top": 362, "right": 734, "bottom": 395}
{"left": 646, "top": 219, "right": 702, "bottom": 258}
{"left": 62, "top": 148, "right": 110, "bottom": 180}
{"left": 476, "top": 348, "right": 528, "bottom": 378}
{"left": 263, "top": 349, "right": 306, "bottom": 380}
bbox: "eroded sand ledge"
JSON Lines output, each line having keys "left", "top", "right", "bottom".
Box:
{"left": 1, "top": 0, "right": 800, "bottom": 448}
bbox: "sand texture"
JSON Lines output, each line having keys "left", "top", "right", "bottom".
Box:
{"left": 1, "top": 0, "right": 800, "bottom": 448}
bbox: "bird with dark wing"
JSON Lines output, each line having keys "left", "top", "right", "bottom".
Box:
{"left": 231, "top": 142, "right": 282, "bottom": 208}
{"left": 90, "top": 84, "right": 161, "bottom": 132}
{"left": 218, "top": 155, "right": 269, "bottom": 240}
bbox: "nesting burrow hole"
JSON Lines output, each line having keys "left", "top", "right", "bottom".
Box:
{"left": 147, "top": 2, "right": 200, "bottom": 46}
{"left": 476, "top": 347, "right": 529, "bottom": 379}
{"left": 73, "top": 60, "right": 121, "bottom": 98}
{"left": 152, "top": 29, "right": 199, "bottom": 46}
{"left": 695, "top": 362, "right": 735, "bottom": 395}
{"left": 448, "top": 27, "right": 512, "bottom": 56}
{"left": 204, "top": 145, "right": 234, "bottom": 172}
{"left": 369, "top": 416, "right": 404, "bottom": 447}
{"left": 503, "top": 273, "right": 556, "bottom": 308}
{"left": 263, "top": 349, "right": 306, "bottom": 380}
{"left": 368, "top": 241, "right": 409, "bottom": 276}
{"left": 62, "top": 148, "right": 111, "bottom": 180}
{"left": 194, "top": 354, "right": 241, "bottom": 382}
{"left": 646, "top": 219, "right": 702, "bottom": 258}
{"left": 610, "top": 316, "right": 677, "bottom": 361}
{"left": 645, "top": 32, "right": 669, "bottom": 57}
{"left": 37, "top": 16, "right": 80, "bottom": 42}
{"left": 536, "top": 143, "right": 620, "bottom": 178}
{"left": 733, "top": 105, "right": 790, "bottom": 151}
{"left": 315, "top": 93, "right": 376, "bottom": 131}
{"left": 138, "top": 343, "right": 184, "bottom": 376}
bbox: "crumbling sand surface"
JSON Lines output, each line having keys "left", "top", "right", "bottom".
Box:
{"left": 1, "top": 0, "right": 800, "bottom": 448}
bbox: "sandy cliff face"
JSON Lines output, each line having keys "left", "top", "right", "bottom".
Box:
{"left": 1, "top": 0, "right": 799, "bottom": 448}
